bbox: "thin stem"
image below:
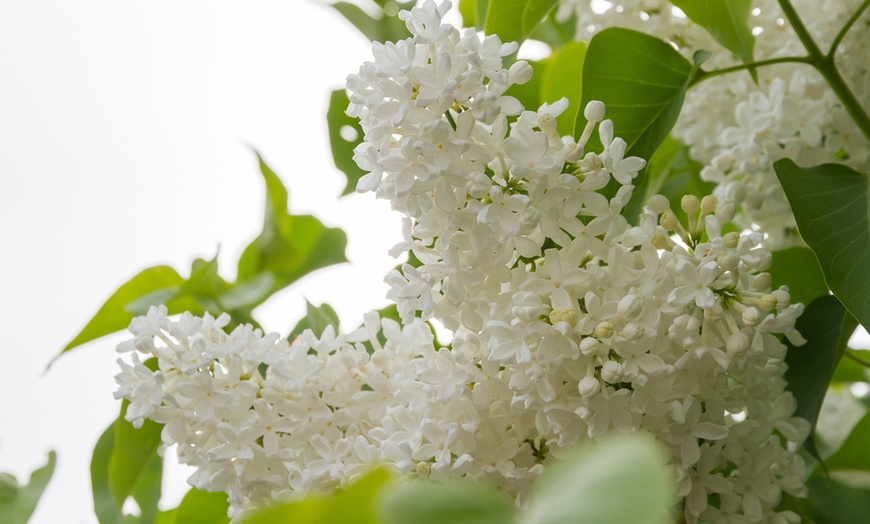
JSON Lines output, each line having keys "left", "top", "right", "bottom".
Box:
{"left": 689, "top": 56, "right": 811, "bottom": 87}
{"left": 828, "top": 0, "right": 870, "bottom": 59}
{"left": 777, "top": 0, "right": 870, "bottom": 142}
{"left": 846, "top": 349, "right": 870, "bottom": 368}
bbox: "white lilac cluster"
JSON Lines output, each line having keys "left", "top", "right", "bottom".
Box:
{"left": 115, "top": 2, "right": 811, "bottom": 522}
{"left": 557, "top": 0, "right": 870, "bottom": 247}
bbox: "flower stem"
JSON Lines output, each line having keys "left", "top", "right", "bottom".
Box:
{"left": 777, "top": 0, "right": 870, "bottom": 142}
{"left": 689, "top": 56, "right": 810, "bottom": 87}
{"left": 828, "top": 0, "right": 870, "bottom": 59}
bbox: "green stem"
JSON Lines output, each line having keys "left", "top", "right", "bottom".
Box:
{"left": 846, "top": 349, "right": 870, "bottom": 368}
{"left": 828, "top": 0, "right": 870, "bottom": 59}
{"left": 777, "top": 0, "right": 870, "bottom": 142}
{"left": 690, "top": 56, "right": 811, "bottom": 87}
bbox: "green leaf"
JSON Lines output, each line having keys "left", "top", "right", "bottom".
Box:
{"left": 0, "top": 451, "right": 56, "bottom": 524}
{"left": 669, "top": 0, "right": 756, "bottom": 78}
{"left": 159, "top": 488, "right": 230, "bottom": 524}
{"left": 108, "top": 400, "right": 164, "bottom": 518}
{"left": 577, "top": 28, "right": 708, "bottom": 221}
{"left": 92, "top": 422, "right": 123, "bottom": 524}
{"left": 236, "top": 154, "right": 348, "bottom": 306}
{"left": 458, "top": 0, "right": 489, "bottom": 30}
{"left": 524, "top": 434, "right": 674, "bottom": 524}
{"left": 822, "top": 403, "right": 870, "bottom": 472}
{"left": 239, "top": 468, "right": 391, "bottom": 524}
{"left": 484, "top": 0, "right": 559, "bottom": 44}
{"left": 289, "top": 300, "right": 341, "bottom": 339}
{"left": 805, "top": 475, "right": 870, "bottom": 524}
{"left": 773, "top": 159, "right": 870, "bottom": 333}
{"left": 327, "top": 89, "right": 367, "bottom": 196}
{"left": 379, "top": 478, "right": 516, "bottom": 524}
{"left": 832, "top": 350, "right": 870, "bottom": 383}
{"left": 330, "top": 2, "right": 411, "bottom": 43}
{"left": 785, "top": 295, "right": 856, "bottom": 462}
{"left": 641, "top": 135, "right": 713, "bottom": 205}
{"left": 540, "top": 41, "right": 586, "bottom": 136}
{"left": 60, "top": 266, "right": 186, "bottom": 355}
{"left": 770, "top": 247, "right": 829, "bottom": 307}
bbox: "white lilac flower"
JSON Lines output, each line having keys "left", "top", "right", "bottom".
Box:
{"left": 115, "top": 2, "right": 810, "bottom": 522}
{"left": 557, "top": 0, "right": 870, "bottom": 248}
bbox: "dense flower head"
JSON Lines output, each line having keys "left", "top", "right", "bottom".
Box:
{"left": 558, "top": 0, "right": 870, "bottom": 247}
{"left": 116, "top": 2, "right": 810, "bottom": 522}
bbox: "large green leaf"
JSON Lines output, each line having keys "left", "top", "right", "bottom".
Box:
{"left": 289, "top": 300, "right": 341, "bottom": 339}
{"left": 60, "top": 266, "right": 186, "bottom": 355}
{"left": 577, "top": 28, "right": 708, "bottom": 221}
{"left": 327, "top": 89, "right": 367, "bottom": 196}
{"left": 822, "top": 404, "right": 870, "bottom": 473}
{"left": 785, "top": 295, "right": 856, "bottom": 462}
{"left": 0, "top": 451, "right": 56, "bottom": 524}
{"left": 236, "top": 154, "right": 348, "bottom": 304}
{"left": 108, "top": 398, "right": 164, "bottom": 521}
{"left": 770, "top": 247, "right": 829, "bottom": 307}
{"left": 540, "top": 41, "right": 586, "bottom": 136}
{"left": 805, "top": 475, "right": 870, "bottom": 524}
{"left": 157, "top": 488, "right": 230, "bottom": 524}
{"left": 670, "top": 0, "right": 756, "bottom": 77}
{"left": 523, "top": 434, "right": 674, "bottom": 524}
{"left": 380, "top": 478, "right": 515, "bottom": 524}
{"left": 459, "top": 0, "right": 490, "bottom": 31}
{"left": 331, "top": 1, "right": 411, "bottom": 43}
{"left": 92, "top": 422, "right": 123, "bottom": 524}
{"left": 239, "top": 468, "right": 390, "bottom": 524}
{"left": 773, "top": 159, "right": 870, "bottom": 332}
{"left": 484, "top": 0, "right": 559, "bottom": 44}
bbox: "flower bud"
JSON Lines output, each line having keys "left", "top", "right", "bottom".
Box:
{"left": 726, "top": 332, "right": 750, "bottom": 357}
{"left": 771, "top": 289, "right": 791, "bottom": 309}
{"left": 579, "top": 337, "right": 604, "bottom": 356}
{"left": 594, "top": 321, "right": 614, "bottom": 339}
{"left": 681, "top": 195, "right": 700, "bottom": 215}
{"left": 661, "top": 210, "right": 681, "bottom": 232}
{"left": 508, "top": 61, "right": 533, "bottom": 85}
{"left": 601, "top": 361, "right": 624, "bottom": 383}
{"left": 759, "top": 293, "right": 777, "bottom": 311}
{"left": 621, "top": 321, "right": 642, "bottom": 340}
{"left": 700, "top": 195, "right": 718, "bottom": 215}
{"left": 584, "top": 100, "right": 606, "bottom": 123}
{"left": 742, "top": 307, "right": 763, "bottom": 327}
{"left": 618, "top": 294, "right": 643, "bottom": 320}
{"left": 578, "top": 376, "right": 601, "bottom": 397}
{"left": 752, "top": 272, "right": 772, "bottom": 291}
{"left": 723, "top": 231, "right": 739, "bottom": 249}
{"left": 715, "top": 201, "right": 736, "bottom": 223}
{"left": 647, "top": 194, "right": 670, "bottom": 215}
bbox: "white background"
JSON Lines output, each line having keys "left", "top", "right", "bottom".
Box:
{"left": 0, "top": 1, "right": 409, "bottom": 522}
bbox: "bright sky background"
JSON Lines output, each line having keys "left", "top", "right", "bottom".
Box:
{"left": 0, "top": 1, "right": 412, "bottom": 522}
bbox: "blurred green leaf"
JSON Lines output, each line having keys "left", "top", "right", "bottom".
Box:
{"left": 770, "top": 247, "right": 829, "bottom": 307}
{"left": 0, "top": 451, "right": 56, "bottom": 524}
{"left": 60, "top": 266, "right": 186, "bottom": 355}
{"left": 236, "top": 154, "right": 348, "bottom": 306}
{"left": 157, "top": 488, "right": 230, "bottom": 524}
{"left": 578, "top": 28, "right": 708, "bottom": 221}
{"left": 833, "top": 350, "right": 870, "bottom": 383}
{"left": 670, "top": 0, "right": 756, "bottom": 79}
{"left": 108, "top": 399, "right": 164, "bottom": 522}
{"left": 524, "top": 434, "right": 674, "bottom": 524}
{"left": 805, "top": 475, "right": 870, "bottom": 524}
{"left": 380, "top": 478, "right": 515, "bottom": 524}
{"left": 785, "top": 295, "right": 856, "bottom": 463}
{"left": 773, "top": 160, "right": 870, "bottom": 333}
{"left": 458, "top": 0, "right": 489, "bottom": 30}
{"left": 485, "top": 0, "right": 559, "bottom": 44}
{"left": 289, "top": 300, "right": 341, "bottom": 339}
{"left": 540, "top": 41, "right": 586, "bottom": 136}
{"left": 240, "top": 468, "right": 391, "bottom": 524}
{"left": 327, "top": 89, "right": 367, "bottom": 196}
{"left": 526, "top": 10, "right": 575, "bottom": 48}
{"left": 822, "top": 403, "right": 870, "bottom": 472}
{"left": 641, "top": 135, "right": 713, "bottom": 205}
{"left": 331, "top": 1, "right": 411, "bottom": 43}
{"left": 92, "top": 422, "right": 123, "bottom": 524}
